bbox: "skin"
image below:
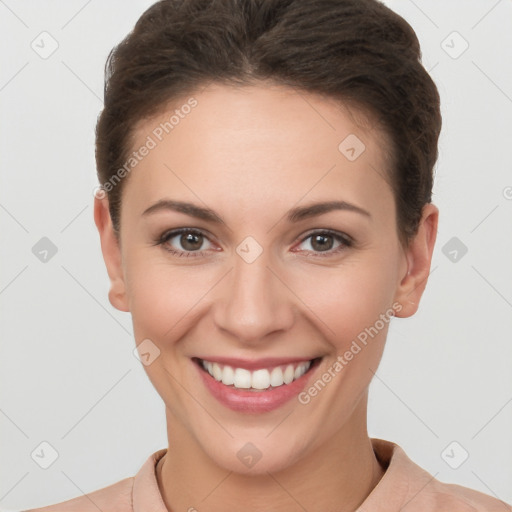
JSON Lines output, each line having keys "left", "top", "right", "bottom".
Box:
{"left": 94, "top": 82, "right": 438, "bottom": 512}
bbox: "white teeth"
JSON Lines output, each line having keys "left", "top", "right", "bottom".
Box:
{"left": 270, "top": 366, "right": 284, "bottom": 387}
{"left": 251, "top": 369, "right": 270, "bottom": 390}
{"left": 200, "top": 359, "right": 313, "bottom": 390}
{"left": 283, "top": 364, "right": 295, "bottom": 384}
{"left": 233, "top": 368, "right": 252, "bottom": 389}
{"left": 222, "top": 365, "right": 234, "bottom": 385}
{"left": 212, "top": 363, "right": 222, "bottom": 381}
{"left": 294, "top": 362, "right": 308, "bottom": 379}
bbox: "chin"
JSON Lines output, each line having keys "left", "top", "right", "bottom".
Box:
{"left": 207, "top": 439, "right": 305, "bottom": 475}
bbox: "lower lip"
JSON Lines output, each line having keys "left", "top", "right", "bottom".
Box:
{"left": 194, "top": 358, "right": 320, "bottom": 413}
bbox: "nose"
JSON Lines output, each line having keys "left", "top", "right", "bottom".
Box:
{"left": 212, "top": 246, "right": 295, "bottom": 344}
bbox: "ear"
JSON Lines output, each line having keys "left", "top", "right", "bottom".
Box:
{"left": 394, "top": 203, "right": 438, "bottom": 318}
{"left": 94, "top": 194, "right": 130, "bottom": 312}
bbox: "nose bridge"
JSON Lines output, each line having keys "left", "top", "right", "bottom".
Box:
{"left": 212, "top": 240, "right": 294, "bottom": 342}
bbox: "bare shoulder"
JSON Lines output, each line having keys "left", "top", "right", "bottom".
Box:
{"left": 22, "top": 476, "right": 134, "bottom": 512}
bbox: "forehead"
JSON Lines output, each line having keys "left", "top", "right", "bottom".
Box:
{"left": 122, "top": 83, "right": 394, "bottom": 218}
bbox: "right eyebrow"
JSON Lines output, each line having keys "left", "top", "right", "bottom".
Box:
{"left": 142, "top": 199, "right": 227, "bottom": 224}
{"left": 286, "top": 200, "right": 371, "bottom": 222}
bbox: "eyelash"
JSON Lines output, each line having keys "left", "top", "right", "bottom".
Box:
{"left": 154, "top": 228, "right": 353, "bottom": 259}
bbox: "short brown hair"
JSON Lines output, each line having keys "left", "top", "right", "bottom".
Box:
{"left": 95, "top": 0, "right": 442, "bottom": 244}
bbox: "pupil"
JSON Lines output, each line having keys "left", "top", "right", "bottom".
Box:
{"left": 182, "top": 233, "right": 202, "bottom": 251}
{"left": 312, "top": 234, "right": 332, "bottom": 251}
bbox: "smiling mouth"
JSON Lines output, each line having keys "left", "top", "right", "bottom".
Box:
{"left": 193, "top": 357, "right": 322, "bottom": 392}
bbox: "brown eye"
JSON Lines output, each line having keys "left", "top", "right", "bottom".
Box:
{"left": 179, "top": 232, "right": 204, "bottom": 251}
{"left": 295, "top": 230, "right": 352, "bottom": 256}
{"left": 158, "top": 228, "right": 213, "bottom": 256}
{"left": 310, "top": 233, "right": 335, "bottom": 252}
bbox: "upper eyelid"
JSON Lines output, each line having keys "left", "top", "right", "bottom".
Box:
{"left": 159, "top": 227, "right": 212, "bottom": 242}
{"left": 299, "top": 228, "right": 352, "bottom": 242}
{"left": 293, "top": 230, "right": 352, "bottom": 253}
{"left": 159, "top": 228, "right": 214, "bottom": 248}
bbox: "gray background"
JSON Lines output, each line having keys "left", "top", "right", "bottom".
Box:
{"left": 1, "top": 1, "right": 511, "bottom": 510}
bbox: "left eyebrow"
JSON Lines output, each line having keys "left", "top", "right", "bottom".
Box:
{"left": 286, "top": 200, "right": 371, "bottom": 223}
{"left": 142, "top": 199, "right": 226, "bottom": 224}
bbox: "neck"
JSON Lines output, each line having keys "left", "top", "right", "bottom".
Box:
{"left": 156, "top": 400, "right": 385, "bottom": 512}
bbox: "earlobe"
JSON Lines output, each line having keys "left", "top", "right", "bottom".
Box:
{"left": 394, "top": 203, "right": 438, "bottom": 318}
{"left": 93, "top": 195, "right": 130, "bottom": 313}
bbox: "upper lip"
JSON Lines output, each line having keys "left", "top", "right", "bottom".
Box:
{"left": 193, "top": 356, "right": 319, "bottom": 371}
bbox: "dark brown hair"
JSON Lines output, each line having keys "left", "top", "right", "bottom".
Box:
{"left": 95, "top": 0, "right": 441, "bottom": 245}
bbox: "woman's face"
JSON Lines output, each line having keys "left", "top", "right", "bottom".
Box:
{"left": 96, "top": 83, "right": 436, "bottom": 473}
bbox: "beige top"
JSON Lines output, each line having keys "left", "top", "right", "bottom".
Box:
{"left": 25, "top": 438, "right": 510, "bottom": 511}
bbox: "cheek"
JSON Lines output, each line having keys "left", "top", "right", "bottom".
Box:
{"left": 291, "top": 255, "right": 399, "bottom": 348}
{"left": 125, "top": 253, "right": 215, "bottom": 343}
{"left": 124, "top": 256, "right": 215, "bottom": 406}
